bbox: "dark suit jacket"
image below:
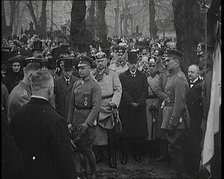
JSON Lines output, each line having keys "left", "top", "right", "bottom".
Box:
{"left": 10, "top": 97, "right": 76, "bottom": 179}
{"left": 55, "top": 75, "right": 78, "bottom": 120}
{"left": 119, "top": 70, "right": 148, "bottom": 138}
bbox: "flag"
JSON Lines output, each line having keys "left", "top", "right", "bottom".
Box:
{"left": 201, "top": 30, "right": 221, "bottom": 174}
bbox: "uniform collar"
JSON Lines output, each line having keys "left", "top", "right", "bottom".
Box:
{"left": 96, "top": 67, "right": 109, "bottom": 75}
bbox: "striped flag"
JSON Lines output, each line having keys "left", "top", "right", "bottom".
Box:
{"left": 201, "top": 26, "right": 221, "bottom": 176}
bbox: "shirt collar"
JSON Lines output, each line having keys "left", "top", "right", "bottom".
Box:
{"left": 129, "top": 70, "right": 136, "bottom": 75}
{"left": 190, "top": 77, "right": 199, "bottom": 83}
{"left": 97, "top": 67, "right": 109, "bottom": 75}
{"left": 31, "top": 95, "right": 48, "bottom": 101}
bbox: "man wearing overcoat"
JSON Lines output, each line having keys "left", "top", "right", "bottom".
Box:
{"left": 119, "top": 50, "right": 148, "bottom": 165}
{"left": 91, "top": 51, "right": 122, "bottom": 168}
{"left": 54, "top": 57, "right": 79, "bottom": 120}
{"left": 10, "top": 69, "right": 77, "bottom": 179}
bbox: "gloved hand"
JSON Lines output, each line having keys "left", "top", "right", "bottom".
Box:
{"left": 68, "top": 123, "right": 72, "bottom": 133}
{"left": 80, "top": 123, "right": 89, "bottom": 136}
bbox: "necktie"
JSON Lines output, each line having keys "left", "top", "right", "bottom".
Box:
{"left": 190, "top": 81, "right": 194, "bottom": 88}
{"left": 65, "top": 78, "right": 70, "bottom": 85}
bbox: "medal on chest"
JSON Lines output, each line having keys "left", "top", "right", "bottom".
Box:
{"left": 84, "top": 96, "right": 88, "bottom": 106}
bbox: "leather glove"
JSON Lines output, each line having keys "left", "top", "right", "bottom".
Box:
{"left": 80, "top": 123, "right": 89, "bottom": 136}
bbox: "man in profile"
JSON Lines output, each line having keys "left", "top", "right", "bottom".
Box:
{"left": 10, "top": 69, "right": 77, "bottom": 179}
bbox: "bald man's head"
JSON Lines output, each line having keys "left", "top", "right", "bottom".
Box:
{"left": 188, "top": 64, "right": 199, "bottom": 81}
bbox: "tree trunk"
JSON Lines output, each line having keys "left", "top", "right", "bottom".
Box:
{"left": 27, "top": 0, "right": 40, "bottom": 33}
{"left": 14, "top": 1, "right": 20, "bottom": 36}
{"left": 2, "top": 1, "right": 7, "bottom": 30}
{"left": 40, "top": 0, "right": 47, "bottom": 38}
{"left": 114, "top": 0, "right": 120, "bottom": 36}
{"left": 9, "top": 0, "right": 17, "bottom": 35}
{"left": 123, "top": 17, "right": 128, "bottom": 35}
{"left": 95, "top": 1, "right": 107, "bottom": 41}
{"left": 172, "top": 0, "right": 204, "bottom": 74}
{"left": 71, "top": 0, "right": 86, "bottom": 50}
{"left": 149, "top": 0, "right": 158, "bottom": 38}
{"left": 88, "top": 0, "right": 96, "bottom": 38}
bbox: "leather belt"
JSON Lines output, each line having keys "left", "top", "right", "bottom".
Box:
{"left": 75, "top": 105, "right": 93, "bottom": 110}
{"left": 102, "top": 94, "right": 113, "bottom": 100}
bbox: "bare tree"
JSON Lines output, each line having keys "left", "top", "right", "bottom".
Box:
{"left": 9, "top": 0, "right": 18, "bottom": 35}
{"left": 95, "top": 1, "right": 107, "bottom": 41}
{"left": 172, "top": 0, "right": 204, "bottom": 73}
{"left": 149, "top": 0, "right": 158, "bottom": 37}
{"left": 70, "top": 0, "right": 86, "bottom": 50}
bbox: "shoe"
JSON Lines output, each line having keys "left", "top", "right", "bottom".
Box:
{"left": 96, "top": 153, "right": 104, "bottom": 163}
{"left": 121, "top": 154, "right": 127, "bottom": 165}
{"left": 134, "top": 154, "right": 141, "bottom": 163}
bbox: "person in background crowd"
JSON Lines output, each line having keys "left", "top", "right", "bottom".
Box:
{"left": 161, "top": 50, "right": 189, "bottom": 178}
{"left": 119, "top": 51, "right": 148, "bottom": 165}
{"left": 1, "top": 82, "right": 9, "bottom": 116}
{"left": 145, "top": 58, "right": 160, "bottom": 158}
{"left": 4, "top": 55, "right": 24, "bottom": 93}
{"left": 91, "top": 51, "right": 122, "bottom": 168}
{"left": 54, "top": 57, "right": 79, "bottom": 120}
{"left": 184, "top": 64, "right": 203, "bottom": 178}
{"left": 67, "top": 56, "right": 101, "bottom": 179}
{"left": 10, "top": 69, "right": 77, "bottom": 179}
{"left": 7, "top": 62, "right": 41, "bottom": 123}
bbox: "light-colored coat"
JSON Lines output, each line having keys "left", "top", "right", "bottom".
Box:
{"left": 91, "top": 67, "right": 122, "bottom": 145}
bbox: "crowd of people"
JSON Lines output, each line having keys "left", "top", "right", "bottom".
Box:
{"left": 2, "top": 33, "right": 213, "bottom": 179}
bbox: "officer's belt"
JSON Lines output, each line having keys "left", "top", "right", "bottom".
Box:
{"left": 75, "top": 105, "right": 93, "bottom": 110}
{"left": 146, "top": 95, "right": 157, "bottom": 99}
{"left": 102, "top": 94, "right": 113, "bottom": 100}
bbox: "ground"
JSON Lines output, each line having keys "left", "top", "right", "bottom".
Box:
{"left": 74, "top": 151, "right": 184, "bottom": 179}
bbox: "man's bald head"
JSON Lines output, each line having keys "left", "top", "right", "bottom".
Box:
{"left": 188, "top": 64, "right": 199, "bottom": 81}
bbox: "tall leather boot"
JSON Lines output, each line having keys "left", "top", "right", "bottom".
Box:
{"left": 108, "top": 148, "right": 117, "bottom": 168}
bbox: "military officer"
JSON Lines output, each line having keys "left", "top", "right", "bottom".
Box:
{"left": 91, "top": 51, "right": 122, "bottom": 168}
{"left": 161, "top": 50, "right": 189, "bottom": 178}
{"left": 67, "top": 56, "right": 101, "bottom": 178}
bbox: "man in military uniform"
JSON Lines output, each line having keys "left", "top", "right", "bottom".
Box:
{"left": 161, "top": 50, "right": 189, "bottom": 178}
{"left": 7, "top": 62, "right": 41, "bottom": 123}
{"left": 67, "top": 56, "right": 101, "bottom": 178}
{"left": 91, "top": 51, "right": 122, "bottom": 168}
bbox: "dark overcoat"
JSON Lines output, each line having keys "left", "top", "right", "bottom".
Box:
{"left": 10, "top": 97, "right": 76, "bottom": 179}
{"left": 186, "top": 78, "right": 203, "bottom": 152}
{"left": 55, "top": 75, "right": 78, "bottom": 120}
{"left": 119, "top": 70, "right": 148, "bottom": 138}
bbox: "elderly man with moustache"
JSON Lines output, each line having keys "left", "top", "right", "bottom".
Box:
{"left": 91, "top": 51, "right": 122, "bottom": 168}
{"left": 184, "top": 64, "right": 203, "bottom": 178}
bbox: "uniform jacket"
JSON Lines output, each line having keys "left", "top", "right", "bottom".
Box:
{"left": 67, "top": 77, "right": 101, "bottom": 126}
{"left": 7, "top": 81, "right": 32, "bottom": 123}
{"left": 162, "top": 67, "right": 189, "bottom": 129}
{"left": 91, "top": 67, "right": 122, "bottom": 129}
{"left": 10, "top": 97, "right": 76, "bottom": 179}
{"left": 119, "top": 70, "right": 148, "bottom": 138}
{"left": 55, "top": 75, "right": 78, "bottom": 120}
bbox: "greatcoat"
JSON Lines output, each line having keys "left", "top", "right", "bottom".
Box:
{"left": 119, "top": 70, "right": 148, "bottom": 138}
